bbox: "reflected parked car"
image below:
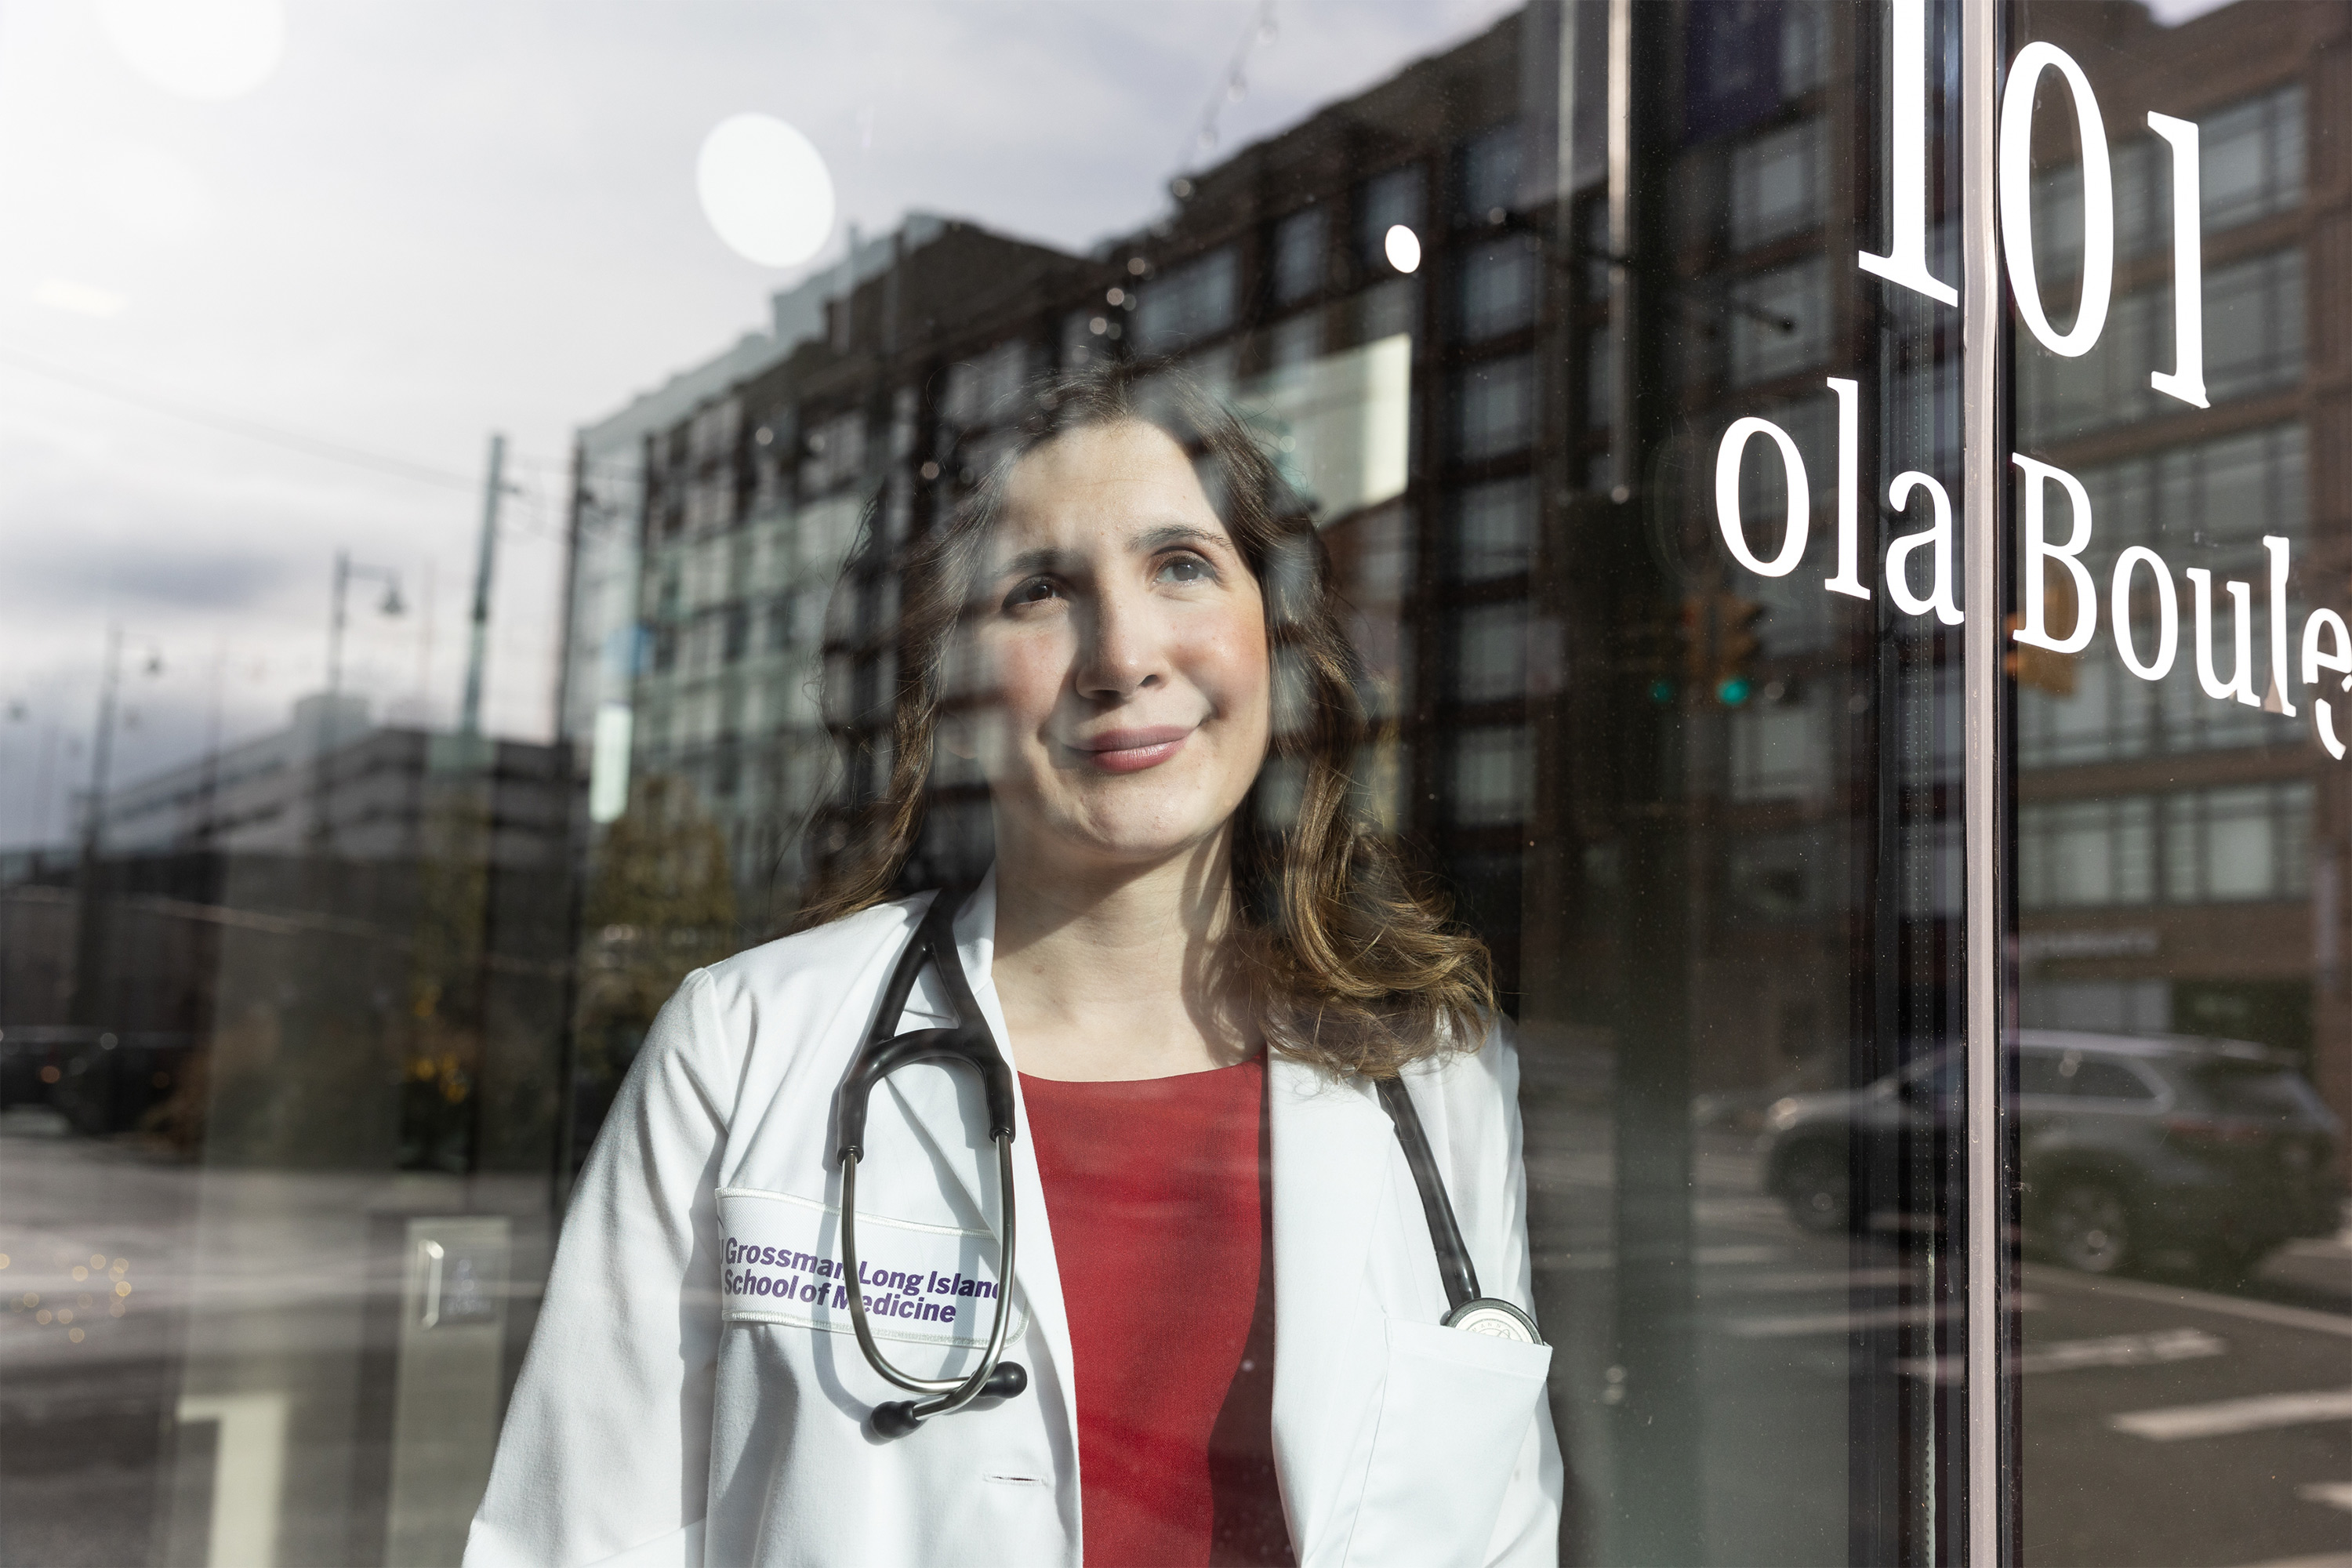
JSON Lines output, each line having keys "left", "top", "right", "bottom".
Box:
{"left": 1759, "top": 1030, "right": 2344, "bottom": 1279}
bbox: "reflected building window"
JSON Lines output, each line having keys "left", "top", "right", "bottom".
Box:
{"left": 1730, "top": 120, "right": 1825, "bottom": 251}
{"left": 1584, "top": 323, "right": 1616, "bottom": 430}
{"left": 1450, "top": 604, "right": 1527, "bottom": 703}
{"left": 2203, "top": 82, "right": 2306, "bottom": 232}
{"left": 1778, "top": 1, "right": 1829, "bottom": 98}
{"left": 944, "top": 339, "right": 1039, "bottom": 430}
{"left": 1358, "top": 165, "right": 1425, "bottom": 264}
{"left": 2162, "top": 782, "right": 2314, "bottom": 903}
{"left": 1132, "top": 246, "right": 1238, "bottom": 355}
{"left": 2204, "top": 248, "right": 2306, "bottom": 401}
{"left": 800, "top": 409, "right": 867, "bottom": 497}
{"left": 1356, "top": 277, "right": 1418, "bottom": 347}
{"left": 2020, "top": 249, "right": 2303, "bottom": 438}
{"left": 1453, "top": 477, "right": 1535, "bottom": 581}
{"left": 1457, "top": 237, "right": 1539, "bottom": 342}
{"left": 2020, "top": 978, "right": 2175, "bottom": 1036}
{"left": 2025, "top": 85, "right": 2303, "bottom": 276}
{"left": 1447, "top": 725, "right": 1530, "bottom": 826}
{"left": 1454, "top": 354, "right": 1535, "bottom": 459}
{"left": 2076, "top": 421, "right": 2304, "bottom": 561}
{"left": 1272, "top": 205, "right": 1327, "bottom": 305}
{"left": 2019, "top": 660, "right": 2158, "bottom": 769}
{"left": 2019, "top": 797, "right": 2158, "bottom": 909}
{"left": 1266, "top": 311, "right": 1322, "bottom": 371}
{"left": 1729, "top": 693, "right": 1831, "bottom": 803}
{"left": 1454, "top": 120, "right": 1521, "bottom": 223}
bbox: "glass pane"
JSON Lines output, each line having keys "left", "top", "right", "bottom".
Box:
{"left": 2008, "top": 5, "right": 2350, "bottom": 1566}
{"left": 2, "top": 4, "right": 1982, "bottom": 1565}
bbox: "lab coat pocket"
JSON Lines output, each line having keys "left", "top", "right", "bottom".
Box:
{"left": 1343, "top": 1317, "right": 1552, "bottom": 1568}
{"left": 715, "top": 1186, "right": 1025, "bottom": 1385}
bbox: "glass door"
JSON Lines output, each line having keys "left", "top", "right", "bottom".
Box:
{"left": 2001, "top": 5, "right": 2350, "bottom": 1563}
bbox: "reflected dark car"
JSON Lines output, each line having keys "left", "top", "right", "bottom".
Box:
{"left": 1759, "top": 1029, "right": 2344, "bottom": 1279}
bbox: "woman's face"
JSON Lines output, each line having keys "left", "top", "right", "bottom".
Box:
{"left": 964, "top": 419, "right": 1272, "bottom": 875}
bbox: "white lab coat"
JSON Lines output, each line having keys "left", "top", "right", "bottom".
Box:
{"left": 466, "top": 877, "right": 1562, "bottom": 1568}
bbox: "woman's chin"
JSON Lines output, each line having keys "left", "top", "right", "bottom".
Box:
{"left": 1018, "top": 804, "right": 1232, "bottom": 873}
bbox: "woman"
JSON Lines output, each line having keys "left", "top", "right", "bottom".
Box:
{"left": 466, "top": 366, "right": 1561, "bottom": 1568}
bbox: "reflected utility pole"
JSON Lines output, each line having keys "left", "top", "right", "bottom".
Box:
{"left": 70, "top": 626, "right": 158, "bottom": 1027}
{"left": 459, "top": 434, "right": 507, "bottom": 737}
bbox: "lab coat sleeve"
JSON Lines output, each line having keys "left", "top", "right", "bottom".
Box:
{"left": 466, "top": 969, "right": 733, "bottom": 1568}
{"left": 1461, "top": 1026, "right": 1566, "bottom": 1567}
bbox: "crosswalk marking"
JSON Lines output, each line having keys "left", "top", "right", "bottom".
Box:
{"left": 1718, "top": 1267, "right": 1915, "bottom": 1294}
{"left": 2110, "top": 1387, "right": 2352, "bottom": 1441}
{"left": 2297, "top": 1483, "right": 2352, "bottom": 1515}
{"left": 1893, "top": 1327, "right": 2227, "bottom": 1382}
{"left": 1722, "top": 1295, "right": 2042, "bottom": 1339}
{"left": 1538, "top": 1243, "right": 1784, "bottom": 1272}
{"left": 2025, "top": 1264, "right": 2352, "bottom": 1341}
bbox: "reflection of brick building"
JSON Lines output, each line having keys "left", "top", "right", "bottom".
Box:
{"left": 2004, "top": 3, "right": 2350, "bottom": 1134}
{"left": 561, "top": 2, "right": 2346, "bottom": 1135}
{"left": 565, "top": 16, "right": 1543, "bottom": 947}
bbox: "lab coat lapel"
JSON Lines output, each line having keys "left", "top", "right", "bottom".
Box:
{"left": 1267, "top": 1052, "right": 1397, "bottom": 1559}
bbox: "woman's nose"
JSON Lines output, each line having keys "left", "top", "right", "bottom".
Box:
{"left": 1075, "top": 586, "right": 1166, "bottom": 699}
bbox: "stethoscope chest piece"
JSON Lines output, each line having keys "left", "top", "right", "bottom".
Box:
{"left": 1443, "top": 1297, "right": 1544, "bottom": 1345}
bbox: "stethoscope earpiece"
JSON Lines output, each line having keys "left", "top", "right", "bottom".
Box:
{"left": 869, "top": 1360, "right": 1029, "bottom": 1438}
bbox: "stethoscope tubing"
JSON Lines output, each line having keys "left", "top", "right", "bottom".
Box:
{"left": 839, "top": 1134, "right": 1025, "bottom": 1431}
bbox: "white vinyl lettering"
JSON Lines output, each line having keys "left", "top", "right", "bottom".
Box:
{"left": 2000, "top": 42, "right": 2114, "bottom": 358}
{"left": 2011, "top": 455, "right": 2098, "bottom": 654}
{"left": 1715, "top": 416, "right": 1810, "bottom": 578}
{"left": 2184, "top": 569, "right": 2259, "bottom": 708}
{"left": 1884, "top": 471, "right": 1962, "bottom": 626}
{"left": 2304, "top": 609, "right": 2352, "bottom": 761}
{"left": 2109, "top": 547, "right": 2178, "bottom": 681}
{"left": 2263, "top": 537, "right": 2297, "bottom": 717}
{"left": 2147, "top": 112, "right": 2209, "bottom": 408}
{"left": 1699, "top": 364, "right": 2331, "bottom": 757}
{"left": 1825, "top": 379, "right": 1869, "bottom": 600}
{"left": 1859, "top": 0, "right": 1958, "bottom": 307}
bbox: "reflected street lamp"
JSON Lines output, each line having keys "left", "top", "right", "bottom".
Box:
{"left": 328, "top": 549, "right": 405, "bottom": 700}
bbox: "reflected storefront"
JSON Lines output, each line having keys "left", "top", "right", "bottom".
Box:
{"left": 0, "top": 2, "right": 2343, "bottom": 1565}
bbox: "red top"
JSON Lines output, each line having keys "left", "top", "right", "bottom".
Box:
{"left": 1022, "top": 1058, "right": 1294, "bottom": 1568}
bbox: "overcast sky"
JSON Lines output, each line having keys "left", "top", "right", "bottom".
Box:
{"left": 0, "top": 0, "right": 1518, "bottom": 847}
{"left": 0, "top": 0, "right": 2243, "bottom": 848}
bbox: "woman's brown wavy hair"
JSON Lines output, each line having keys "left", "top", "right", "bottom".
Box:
{"left": 793, "top": 359, "right": 1492, "bottom": 1077}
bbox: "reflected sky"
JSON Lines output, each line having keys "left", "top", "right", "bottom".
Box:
{"left": 0, "top": 0, "right": 1512, "bottom": 846}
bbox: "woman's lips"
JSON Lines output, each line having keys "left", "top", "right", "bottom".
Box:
{"left": 1072, "top": 725, "right": 1192, "bottom": 774}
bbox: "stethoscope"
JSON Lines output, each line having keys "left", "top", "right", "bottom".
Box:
{"left": 830, "top": 885, "right": 1544, "bottom": 1439}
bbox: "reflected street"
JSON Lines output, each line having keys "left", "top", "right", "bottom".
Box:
{"left": 1523, "top": 1077, "right": 2352, "bottom": 1568}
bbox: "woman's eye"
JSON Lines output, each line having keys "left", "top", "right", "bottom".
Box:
{"left": 1005, "top": 577, "right": 1062, "bottom": 608}
{"left": 1157, "top": 554, "right": 1214, "bottom": 585}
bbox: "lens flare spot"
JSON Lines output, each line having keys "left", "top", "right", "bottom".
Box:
{"left": 1384, "top": 224, "right": 1421, "bottom": 274}
{"left": 696, "top": 114, "right": 837, "bottom": 268}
